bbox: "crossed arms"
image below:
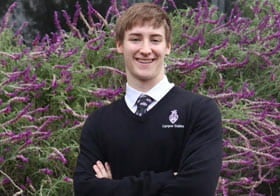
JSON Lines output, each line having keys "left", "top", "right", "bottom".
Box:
{"left": 74, "top": 99, "right": 223, "bottom": 196}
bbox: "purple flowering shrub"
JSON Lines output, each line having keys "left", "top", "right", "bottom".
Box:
{"left": 168, "top": 1, "right": 280, "bottom": 195}
{"left": 0, "top": 0, "right": 279, "bottom": 195}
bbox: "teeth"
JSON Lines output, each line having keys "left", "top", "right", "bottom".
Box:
{"left": 137, "top": 59, "right": 153, "bottom": 63}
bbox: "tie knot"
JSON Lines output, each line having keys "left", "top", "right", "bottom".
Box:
{"left": 135, "top": 94, "right": 154, "bottom": 116}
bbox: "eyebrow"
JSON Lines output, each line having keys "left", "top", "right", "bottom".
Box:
{"left": 127, "top": 33, "right": 163, "bottom": 37}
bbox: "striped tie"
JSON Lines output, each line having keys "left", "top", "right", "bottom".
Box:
{"left": 135, "top": 94, "right": 154, "bottom": 116}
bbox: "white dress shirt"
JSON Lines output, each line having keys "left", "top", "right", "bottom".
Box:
{"left": 125, "top": 76, "right": 175, "bottom": 113}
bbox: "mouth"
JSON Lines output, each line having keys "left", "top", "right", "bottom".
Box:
{"left": 135, "top": 58, "right": 154, "bottom": 64}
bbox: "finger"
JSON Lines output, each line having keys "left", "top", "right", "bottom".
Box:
{"left": 97, "top": 161, "right": 108, "bottom": 177}
{"left": 105, "top": 162, "right": 112, "bottom": 179}
{"left": 93, "top": 164, "right": 102, "bottom": 178}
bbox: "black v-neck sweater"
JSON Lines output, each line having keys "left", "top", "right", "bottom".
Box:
{"left": 74, "top": 86, "right": 223, "bottom": 196}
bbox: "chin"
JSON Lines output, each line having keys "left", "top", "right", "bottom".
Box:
{"left": 138, "top": 74, "right": 160, "bottom": 82}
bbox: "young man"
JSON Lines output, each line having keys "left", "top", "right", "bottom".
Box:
{"left": 74, "top": 2, "right": 222, "bottom": 196}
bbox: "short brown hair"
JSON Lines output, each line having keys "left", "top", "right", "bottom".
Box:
{"left": 115, "top": 2, "right": 172, "bottom": 45}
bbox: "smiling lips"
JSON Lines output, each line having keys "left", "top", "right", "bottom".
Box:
{"left": 136, "top": 58, "right": 154, "bottom": 64}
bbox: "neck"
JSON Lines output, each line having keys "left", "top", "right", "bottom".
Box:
{"left": 127, "top": 75, "right": 164, "bottom": 92}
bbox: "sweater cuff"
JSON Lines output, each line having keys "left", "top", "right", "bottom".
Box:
{"left": 152, "top": 170, "right": 174, "bottom": 187}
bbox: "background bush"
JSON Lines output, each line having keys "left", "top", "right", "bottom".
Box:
{"left": 0, "top": 0, "right": 279, "bottom": 195}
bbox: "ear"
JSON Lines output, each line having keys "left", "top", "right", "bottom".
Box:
{"left": 165, "top": 43, "right": 171, "bottom": 55}
{"left": 116, "top": 41, "right": 123, "bottom": 54}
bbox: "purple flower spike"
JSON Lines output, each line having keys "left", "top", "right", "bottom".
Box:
{"left": 40, "top": 168, "right": 53, "bottom": 176}
{"left": 54, "top": 11, "right": 62, "bottom": 32}
{"left": 16, "top": 154, "right": 29, "bottom": 163}
{"left": 63, "top": 177, "right": 73, "bottom": 183}
{"left": 0, "top": 2, "right": 17, "bottom": 32}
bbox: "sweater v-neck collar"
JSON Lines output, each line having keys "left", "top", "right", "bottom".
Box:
{"left": 121, "top": 86, "right": 177, "bottom": 120}
{"left": 125, "top": 76, "right": 174, "bottom": 114}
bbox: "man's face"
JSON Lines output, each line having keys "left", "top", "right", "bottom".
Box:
{"left": 117, "top": 23, "right": 171, "bottom": 89}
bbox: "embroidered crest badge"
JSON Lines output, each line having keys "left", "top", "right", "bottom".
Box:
{"left": 169, "top": 110, "right": 179, "bottom": 124}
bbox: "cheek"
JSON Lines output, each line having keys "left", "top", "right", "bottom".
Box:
{"left": 154, "top": 45, "right": 170, "bottom": 55}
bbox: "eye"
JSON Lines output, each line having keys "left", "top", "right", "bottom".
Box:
{"left": 129, "top": 37, "right": 141, "bottom": 42}
{"left": 152, "top": 39, "right": 161, "bottom": 43}
{"left": 151, "top": 37, "right": 162, "bottom": 43}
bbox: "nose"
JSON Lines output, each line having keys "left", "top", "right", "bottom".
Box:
{"left": 139, "top": 41, "right": 152, "bottom": 55}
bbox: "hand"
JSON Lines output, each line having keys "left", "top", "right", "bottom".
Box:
{"left": 93, "top": 160, "right": 112, "bottom": 179}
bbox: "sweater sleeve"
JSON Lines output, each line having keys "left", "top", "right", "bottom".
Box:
{"left": 73, "top": 109, "right": 174, "bottom": 196}
{"left": 160, "top": 98, "right": 223, "bottom": 196}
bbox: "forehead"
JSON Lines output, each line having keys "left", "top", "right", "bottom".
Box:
{"left": 125, "top": 24, "right": 166, "bottom": 36}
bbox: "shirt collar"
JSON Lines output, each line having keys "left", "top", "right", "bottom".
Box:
{"left": 125, "top": 75, "right": 174, "bottom": 109}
